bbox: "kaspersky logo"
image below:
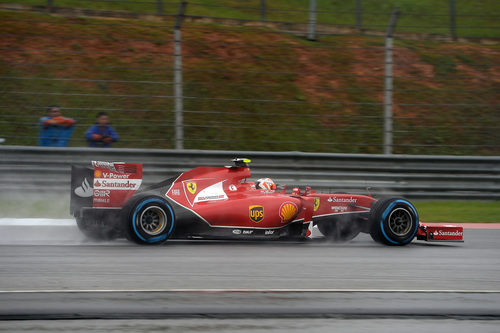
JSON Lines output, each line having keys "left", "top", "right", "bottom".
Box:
{"left": 249, "top": 205, "right": 264, "bottom": 223}
{"left": 74, "top": 178, "right": 93, "bottom": 197}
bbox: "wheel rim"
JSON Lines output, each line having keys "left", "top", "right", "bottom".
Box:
{"left": 138, "top": 206, "right": 168, "bottom": 236}
{"left": 388, "top": 207, "right": 413, "bottom": 236}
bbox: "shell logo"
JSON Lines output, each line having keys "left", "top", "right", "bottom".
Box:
{"left": 94, "top": 170, "right": 102, "bottom": 178}
{"left": 280, "top": 202, "right": 298, "bottom": 223}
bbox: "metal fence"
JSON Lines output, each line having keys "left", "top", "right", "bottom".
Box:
{"left": 16, "top": 0, "right": 500, "bottom": 39}
{"left": 0, "top": 1, "right": 499, "bottom": 155}
{"left": 1, "top": 146, "right": 499, "bottom": 199}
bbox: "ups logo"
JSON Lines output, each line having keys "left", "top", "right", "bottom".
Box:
{"left": 249, "top": 205, "right": 264, "bottom": 223}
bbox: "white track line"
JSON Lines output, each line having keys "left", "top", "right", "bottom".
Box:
{"left": 0, "top": 218, "right": 74, "bottom": 226}
{"left": 1, "top": 289, "right": 499, "bottom": 294}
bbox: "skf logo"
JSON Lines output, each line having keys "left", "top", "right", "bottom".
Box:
{"left": 186, "top": 182, "right": 197, "bottom": 194}
{"left": 249, "top": 205, "right": 264, "bottom": 223}
{"left": 314, "top": 197, "right": 320, "bottom": 211}
{"left": 280, "top": 202, "right": 298, "bottom": 223}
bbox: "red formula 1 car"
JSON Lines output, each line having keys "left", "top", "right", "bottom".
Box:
{"left": 70, "top": 159, "right": 463, "bottom": 245}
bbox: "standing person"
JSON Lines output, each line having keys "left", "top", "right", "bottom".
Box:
{"left": 39, "top": 105, "right": 76, "bottom": 146}
{"left": 85, "top": 112, "right": 119, "bottom": 147}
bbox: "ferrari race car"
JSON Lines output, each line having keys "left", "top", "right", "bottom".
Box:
{"left": 70, "top": 159, "right": 464, "bottom": 245}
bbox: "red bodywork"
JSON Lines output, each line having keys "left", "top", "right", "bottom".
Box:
{"left": 162, "top": 165, "right": 375, "bottom": 230}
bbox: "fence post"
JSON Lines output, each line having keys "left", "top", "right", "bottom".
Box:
{"left": 47, "top": 0, "right": 54, "bottom": 13}
{"left": 307, "top": 0, "right": 317, "bottom": 41}
{"left": 384, "top": 7, "right": 399, "bottom": 155}
{"left": 156, "top": 0, "right": 163, "bottom": 15}
{"left": 174, "top": 1, "right": 187, "bottom": 150}
{"left": 449, "top": 0, "right": 457, "bottom": 41}
{"left": 355, "top": 0, "right": 363, "bottom": 31}
{"left": 260, "top": 0, "right": 266, "bottom": 21}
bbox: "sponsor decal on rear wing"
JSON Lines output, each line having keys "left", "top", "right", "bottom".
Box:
{"left": 71, "top": 161, "right": 143, "bottom": 214}
{"left": 92, "top": 161, "right": 142, "bottom": 208}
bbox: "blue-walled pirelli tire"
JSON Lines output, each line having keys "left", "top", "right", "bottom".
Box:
{"left": 369, "top": 198, "right": 419, "bottom": 246}
{"left": 122, "top": 195, "right": 175, "bottom": 245}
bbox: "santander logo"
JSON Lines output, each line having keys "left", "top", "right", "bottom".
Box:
{"left": 74, "top": 178, "right": 93, "bottom": 197}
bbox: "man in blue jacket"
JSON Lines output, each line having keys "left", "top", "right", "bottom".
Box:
{"left": 85, "top": 112, "right": 119, "bottom": 147}
{"left": 39, "top": 105, "right": 76, "bottom": 146}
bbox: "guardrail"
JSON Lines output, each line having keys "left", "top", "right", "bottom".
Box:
{"left": 1, "top": 146, "right": 499, "bottom": 199}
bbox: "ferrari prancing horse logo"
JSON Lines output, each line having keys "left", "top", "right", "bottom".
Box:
{"left": 187, "top": 182, "right": 197, "bottom": 194}
{"left": 314, "top": 197, "right": 320, "bottom": 211}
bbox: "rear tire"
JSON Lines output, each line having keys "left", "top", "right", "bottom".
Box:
{"left": 369, "top": 198, "right": 419, "bottom": 246}
{"left": 122, "top": 196, "right": 175, "bottom": 245}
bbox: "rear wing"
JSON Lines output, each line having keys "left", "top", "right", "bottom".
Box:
{"left": 70, "top": 161, "right": 142, "bottom": 216}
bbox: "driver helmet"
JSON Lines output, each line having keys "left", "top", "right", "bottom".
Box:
{"left": 256, "top": 177, "right": 276, "bottom": 191}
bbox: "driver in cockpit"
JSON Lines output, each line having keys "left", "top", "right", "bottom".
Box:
{"left": 255, "top": 177, "right": 276, "bottom": 191}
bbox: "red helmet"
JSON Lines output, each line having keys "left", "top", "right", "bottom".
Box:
{"left": 256, "top": 178, "right": 276, "bottom": 191}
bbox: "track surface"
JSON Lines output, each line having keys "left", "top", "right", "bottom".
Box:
{"left": 0, "top": 222, "right": 499, "bottom": 332}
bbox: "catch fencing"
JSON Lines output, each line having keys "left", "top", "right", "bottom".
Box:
{"left": 0, "top": 0, "right": 499, "bottom": 155}
{"left": 1, "top": 146, "right": 499, "bottom": 199}
{"left": 12, "top": 0, "right": 500, "bottom": 40}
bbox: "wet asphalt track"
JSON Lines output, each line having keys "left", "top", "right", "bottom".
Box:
{"left": 0, "top": 221, "right": 499, "bottom": 332}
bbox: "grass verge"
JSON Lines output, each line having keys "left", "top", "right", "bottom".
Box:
{"left": 2, "top": 0, "right": 499, "bottom": 38}
{"left": 415, "top": 201, "right": 500, "bottom": 223}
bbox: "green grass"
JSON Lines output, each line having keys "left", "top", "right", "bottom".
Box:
{"left": 1, "top": 0, "right": 499, "bottom": 37}
{"left": 0, "top": 196, "right": 73, "bottom": 218}
{"left": 415, "top": 201, "right": 500, "bottom": 223}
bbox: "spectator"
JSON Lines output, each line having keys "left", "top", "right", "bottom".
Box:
{"left": 39, "top": 105, "right": 76, "bottom": 147}
{"left": 85, "top": 112, "right": 119, "bottom": 147}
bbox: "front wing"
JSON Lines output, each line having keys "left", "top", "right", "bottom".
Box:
{"left": 416, "top": 223, "right": 464, "bottom": 242}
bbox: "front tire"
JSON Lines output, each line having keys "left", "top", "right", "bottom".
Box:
{"left": 369, "top": 198, "right": 419, "bottom": 246}
{"left": 122, "top": 196, "right": 175, "bottom": 245}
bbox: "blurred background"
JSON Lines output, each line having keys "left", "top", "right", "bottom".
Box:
{"left": 0, "top": 0, "right": 498, "bottom": 155}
